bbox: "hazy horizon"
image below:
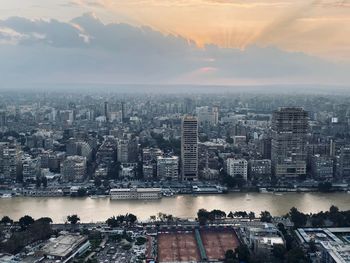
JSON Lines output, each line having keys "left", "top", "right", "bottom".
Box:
{"left": 0, "top": 1, "right": 349, "bottom": 89}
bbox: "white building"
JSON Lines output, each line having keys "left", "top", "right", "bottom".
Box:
{"left": 157, "top": 156, "right": 179, "bottom": 180}
{"left": 110, "top": 188, "right": 162, "bottom": 200}
{"left": 226, "top": 158, "right": 248, "bottom": 180}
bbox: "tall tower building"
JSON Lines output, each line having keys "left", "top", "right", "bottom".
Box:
{"left": 121, "top": 102, "right": 125, "bottom": 123}
{"left": 181, "top": 116, "right": 198, "bottom": 181}
{"left": 271, "top": 107, "right": 308, "bottom": 179}
{"left": 104, "top": 101, "right": 109, "bottom": 122}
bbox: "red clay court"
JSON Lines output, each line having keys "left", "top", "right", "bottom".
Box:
{"left": 200, "top": 229, "right": 240, "bottom": 260}
{"left": 158, "top": 232, "right": 201, "bottom": 262}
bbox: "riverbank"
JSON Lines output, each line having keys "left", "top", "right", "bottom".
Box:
{"left": 1, "top": 192, "right": 350, "bottom": 223}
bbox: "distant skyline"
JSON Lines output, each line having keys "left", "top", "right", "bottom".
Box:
{"left": 0, "top": 0, "right": 349, "bottom": 87}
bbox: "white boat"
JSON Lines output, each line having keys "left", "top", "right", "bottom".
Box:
{"left": 1, "top": 193, "right": 12, "bottom": 198}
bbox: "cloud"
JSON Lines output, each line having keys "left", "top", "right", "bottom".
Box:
{"left": 0, "top": 13, "right": 348, "bottom": 87}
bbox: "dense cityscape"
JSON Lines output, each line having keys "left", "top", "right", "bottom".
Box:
{"left": 0, "top": 91, "right": 350, "bottom": 262}
{"left": 1, "top": 0, "right": 350, "bottom": 261}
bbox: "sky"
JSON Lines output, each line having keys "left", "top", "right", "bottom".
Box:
{"left": 0, "top": 0, "right": 349, "bottom": 87}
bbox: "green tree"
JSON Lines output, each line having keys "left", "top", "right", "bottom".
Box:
{"left": 248, "top": 212, "right": 255, "bottom": 221}
{"left": 77, "top": 188, "right": 87, "bottom": 197}
{"left": 94, "top": 177, "right": 102, "bottom": 187}
{"left": 318, "top": 182, "right": 332, "bottom": 192}
{"left": 67, "top": 214, "right": 80, "bottom": 225}
{"left": 224, "top": 249, "right": 236, "bottom": 263}
{"left": 36, "top": 217, "right": 53, "bottom": 224}
{"left": 19, "top": 215, "right": 35, "bottom": 229}
{"left": 260, "top": 211, "right": 272, "bottom": 223}
{"left": 0, "top": 216, "right": 13, "bottom": 225}
{"left": 42, "top": 176, "right": 48, "bottom": 188}
{"left": 289, "top": 207, "right": 307, "bottom": 228}
{"left": 197, "top": 209, "right": 210, "bottom": 225}
{"left": 210, "top": 209, "right": 226, "bottom": 219}
{"left": 235, "top": 244, "right": 250, "bottom": 262}
{"left": 272, "top": 244, "right": 286, "bottom": 260}
{"left": 127, "top": 213, "right": 137, "bottom": 225}
{"left": 286, "top": 248, "right": 307, "bottom": 263}
{"left": 106, "top": 216, "right": 119, "bottom": 228}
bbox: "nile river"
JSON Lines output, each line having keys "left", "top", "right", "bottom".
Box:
{"left": 1, "top": 193, "right": 350, "bottom": 223}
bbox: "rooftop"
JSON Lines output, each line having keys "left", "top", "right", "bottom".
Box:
{"left": 41, "top": 234, "right": 87, "bottom": 258}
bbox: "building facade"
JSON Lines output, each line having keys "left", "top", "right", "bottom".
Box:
{"left": 271, "top": 107, "right": 308, "bottom": 179}
{"left": 157, "top": 156, "right": 179, "bottom": 180}
{"left": 181, "top": 116, "right": 198, "bottom": 181}
{"left": 226, "top": 158, "right": 248, "bottom": 180}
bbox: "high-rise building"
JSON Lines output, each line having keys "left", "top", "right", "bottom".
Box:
{"left": 181, "top": 116, "right": 198, "bottom": 181}
{"left": 0, "top": 110, "right": 7, "bottom": 127}
{"left": 2, "top": 143, "right": 22, "bottom": 180}
{"left": 22, "top": 157, "right": 41, "bottom": 181}
{"left": 184, "top": 98, "right": 195, "bottom": 114}
{"left": 104, "top": 101, "right": 109, "bottom": 122}
{"left": 117, "top": 139, "right": 129, "bottom": 163}
{"left": 271, "top": 107, "right": 309, "bottom": 179}
{"left": 337, "top": 146, "right": 350, "bottom": 178}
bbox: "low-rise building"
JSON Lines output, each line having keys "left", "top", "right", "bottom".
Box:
{"left": 248, "top": 159, "right": 271, "bottom": 180}
{"left": 311, "top": 154, "right": 334, "bottom": 180}
{"left": 61, "top": 156, "right": 86, "bottom": 182}
{"left": 110, "top": 188, "right": 162, "bottom": 200}
{"left": 41, "top": 234, "right": 90, "bottom": 262}
{"left": 244, "top": 223, "right": 284, "bottom": 255}
{"left": 157, "top": 156, "right": 179, "bottom": 180}
{"left": 226, "top": 158, "right": 248, "bottom": 180}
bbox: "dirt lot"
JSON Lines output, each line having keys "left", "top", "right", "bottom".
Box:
{"left": 158, "top": 232, "right": 200, "bottom": 262}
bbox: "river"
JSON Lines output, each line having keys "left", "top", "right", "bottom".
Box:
{"left": 1, "top": 192, "right": 350, "bottom": 223}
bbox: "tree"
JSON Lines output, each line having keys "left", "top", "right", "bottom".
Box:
{"left": 286, "top": 248, "right": 307, "bottom": 263}
{"left": 106, "top": 216, "right": 119, "bottom": 228}
{"left": 235, "top": 244, "right": 250, "bottom": 262}
{"left": 19, "top": 215, "right": 35, "bottom": 229}
{"left": 260, "top": 211, "right": 272, "bottom": 223}
{"left": 42, "top": 176, "right": 48, "bottom": 188}
{"left": 248, "top": 212, "right": 255, "bottom": 221}
{"left": 103, "top": 180, "right": 110, "bottom": 188}
{"left": 309, "top": 240, "right": 317, "bottom": 253}
{"left": 223, "top": 174, "right": 237, "bottom": 188}
{"left": 197, "top": 209, "right": 210, "bottom": 225}
{"left": 289, "top": 207, "right": 307, "bottom": 228}
{"left": 210, "top": 209, "right": 226, "bottom": 219}
{"left": 67, "top": 214, "right": 80, "bottom": 225}
{"left": 77, "top": 188, "right": 87, "bottom": 197}
{"left": 94, "top": 177, "right": 102, "bottom": 187}
{"left": 127, "top": 213, "right": 137, "bottom": 225}
{"left": 0, "top": 216, "right": 13, "bottom": 225}
{"left": 36, "top": 217, "right": 53, "bottom": 224}
{"left": 36, "top": 177, "right": 41, "bottom": 188}
{"left": 226, "top": 136, "right": 234, "bottom": 144}
{"left": 272, "top": 244, "right": 286, "bottom": 260}
{"left": 224, "top": 249, "right": 236, "bottom": 263}
{"left": 318, "top": 182, "right": 332, "bottom": 192}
